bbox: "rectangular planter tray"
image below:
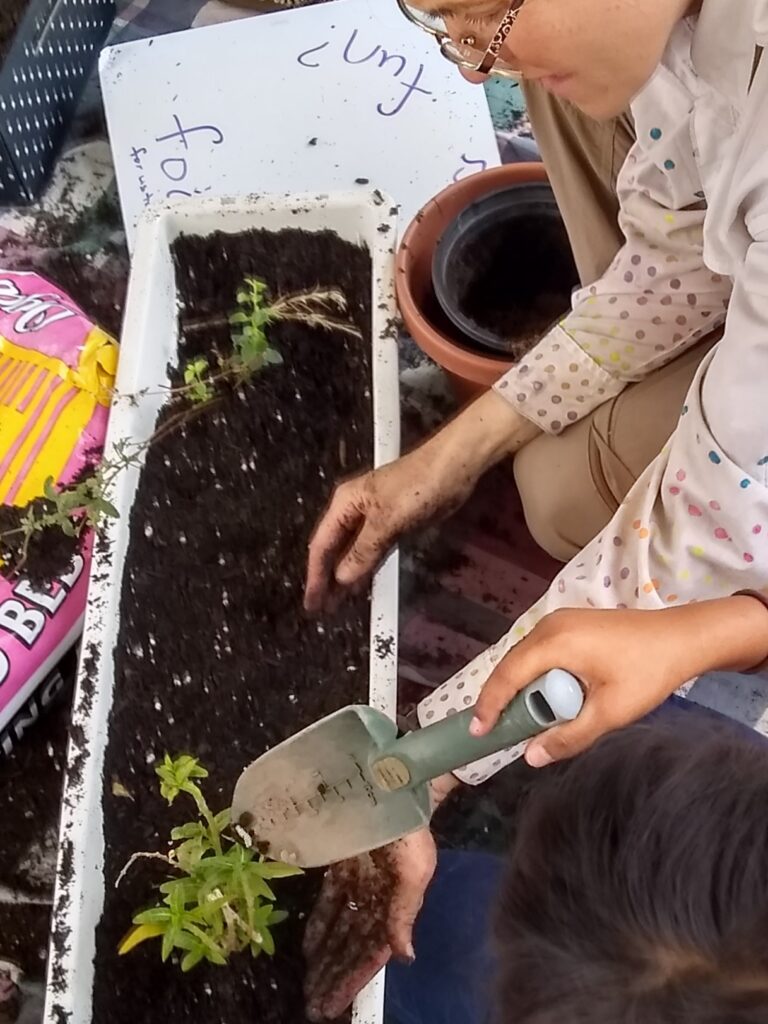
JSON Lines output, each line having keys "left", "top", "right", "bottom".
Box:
{"left": 44, "top": 190, "right": 401, "bottom": 1024}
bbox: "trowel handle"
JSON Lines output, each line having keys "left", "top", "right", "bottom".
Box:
{"left": 370, "top": 669, "right": 584, "bottom": 792}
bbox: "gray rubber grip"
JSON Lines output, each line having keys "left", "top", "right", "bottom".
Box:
{"left": 371, "top": 669, "right": 583, "bottom": 791}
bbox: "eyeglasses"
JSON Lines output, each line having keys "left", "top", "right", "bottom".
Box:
{"left": 396, "top": 0, "right": 526, "bottom": 79}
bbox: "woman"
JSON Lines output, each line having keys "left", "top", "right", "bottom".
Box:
{"left": 302, "top": 0, "right": 768, "bottom": 1017}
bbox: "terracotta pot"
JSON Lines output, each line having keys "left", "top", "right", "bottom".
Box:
{"left": 397, "top": 162, "right": 552, "bottom": 404}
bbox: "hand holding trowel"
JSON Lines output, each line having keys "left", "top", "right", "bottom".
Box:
{"left": 232, "top": 669, "right": 583, "bottom": 868}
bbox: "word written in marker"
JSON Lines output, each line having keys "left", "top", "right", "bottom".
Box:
{"left": 129, "top": 113, "right": 225, "bottom": 208}
{"left": 297, "top": 27, "right": 433, "bottom": 117}
{"left": 452, "top": 154, "right": 488, "bottom": 181}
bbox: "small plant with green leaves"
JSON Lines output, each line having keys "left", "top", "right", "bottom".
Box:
{"left": 175, "top": 275, "right": 362, "bottom": 404}
{"left": 0, "top": 438, "right": 145, "bottom": 576}
{"left": 1, "top": 276, "right": 363, "bottom": 576}
{"left": 182, "top": 356, "right": 216, "bottom": 405}
{"left": 117, "top": 755, "right": 302, "bottom": 971}
{"left": 228, "top": 277, "right": 285, "bottom": 374}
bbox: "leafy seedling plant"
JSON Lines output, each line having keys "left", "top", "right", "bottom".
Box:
{"left": 0, "top": 438, "right": 143, "bottom": 576}
{"left": 175, "top": 275, "right": 362, "bottom": 406}
{"left": 0, "top": 276, "right": 361, "bottom": 576}
{"left": 118, "top": 755, "right": 302, "bottom": 971}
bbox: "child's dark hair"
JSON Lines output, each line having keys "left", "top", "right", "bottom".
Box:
{"left": 496, "top": 712, "right": 768, "bottom": 1024}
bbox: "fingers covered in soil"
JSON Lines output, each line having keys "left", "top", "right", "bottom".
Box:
{"left": 303, "top": 854, "right": 396, "bottom": 1022}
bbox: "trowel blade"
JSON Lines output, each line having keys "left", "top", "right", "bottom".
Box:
{"left": 231, "top": 706, "right": 431, "bottom": 868}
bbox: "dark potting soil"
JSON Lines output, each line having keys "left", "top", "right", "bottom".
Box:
{"left": 0, "top": 692, "right": 72, "bottom": 893}
{"left": 32, "top": 246, "right": 128, "bottom": 341}
{"left": 90, "top": 227, "right": 375, "bottom": 1024}
{"left": 0, "top": 501, "right": 82, "bottom": 588}
{"left": 0, "top": 904, "right": 51, "bottom": 982}
{"left": 0, "top": 0, "right": 29, "bottom": 64}
{"left": 453, "top": 212, "right": 578, "bottom": 358}
{"left": 0, "top": 675, "right": 75, "bottom": 988}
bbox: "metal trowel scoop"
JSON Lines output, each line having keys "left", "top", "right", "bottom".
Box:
{"left": 231, "top": 669, "right": 583, "bottom": 867}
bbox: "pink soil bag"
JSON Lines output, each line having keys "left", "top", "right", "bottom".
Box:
{"left": 0, "top": 270, "right": 117, "bottom": 755}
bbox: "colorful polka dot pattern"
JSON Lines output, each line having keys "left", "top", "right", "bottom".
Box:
{"left": 494, "top": 132, "right": 731, "bottom": 435}
{"left": 422, "top": 20, "right": 768, "bottom": 784}
{"left": 424, "top": 349, "right": 768, "bottom": 785}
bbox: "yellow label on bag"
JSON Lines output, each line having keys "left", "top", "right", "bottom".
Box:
{"left": 0, "top": 328, "right": 118, "bottom": 507}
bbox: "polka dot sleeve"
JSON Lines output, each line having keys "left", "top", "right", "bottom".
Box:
{"left": 417, "top": 20, "right": 768, "bottom": 787}
{"left": 494, "top": 177, "right": 731, "bottom": 433}
{"left": 494, "top": 56, "right": 733, "bottom": 435}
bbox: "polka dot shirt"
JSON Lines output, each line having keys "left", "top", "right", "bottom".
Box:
{"left": 420, "top": 7, "right": 768, "bottom": 785}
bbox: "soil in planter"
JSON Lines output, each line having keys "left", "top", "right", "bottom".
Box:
{"left": 451, "top": 212, "right": 578, "bottom": 358}
{"left": 0, "top": 0, "right": 29, "bottom": 65}
{"left": 89, "top": 227, "right": 377, "bottom": 1024}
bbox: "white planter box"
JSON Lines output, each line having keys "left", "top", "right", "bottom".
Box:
{"left": 45, "top": 192, "right": 400, "bottom": 1024}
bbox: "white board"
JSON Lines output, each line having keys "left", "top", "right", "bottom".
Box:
{"left": 100, "top": 0, "right": 500, "bottom": 248}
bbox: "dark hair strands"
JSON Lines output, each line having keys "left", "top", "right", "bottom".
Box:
{"left": 494, "top": 712, "right": 768, "bottom": 1024}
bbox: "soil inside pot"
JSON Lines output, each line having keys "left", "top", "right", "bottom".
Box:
{"left": 451, "top": 211, "right": 578, "bottom": 357}
{"left": 421, "top": 286, "right": 515, "bottom": 363}
{"left": 88, "top": 227, "right": 376, "bottom": 1024}
{"left": 0, "top": 0, "right": 30, "bottom": 65}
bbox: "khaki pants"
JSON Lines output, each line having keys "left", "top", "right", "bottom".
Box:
{"left": 513, "top": 83, "right": 719, "bottom": 561}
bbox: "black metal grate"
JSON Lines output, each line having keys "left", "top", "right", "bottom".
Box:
{"left": 0, "top": 0, "right": 114, "bottom": 204}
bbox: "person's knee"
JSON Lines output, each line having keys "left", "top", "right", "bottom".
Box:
{"left": 513, "top": 441, "right": 590, "bottom": 562}
{"left": 514, "top": 430, "right": 610, "bottom": 565}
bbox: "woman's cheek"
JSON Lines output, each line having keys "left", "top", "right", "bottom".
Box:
{"left": 504, "top": 7, "right": 568, "bottom": 74}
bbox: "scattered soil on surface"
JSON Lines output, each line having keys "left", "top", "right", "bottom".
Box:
{"left": 0, "top": 676, "right": 73, "bottom": 894}
{"left": 91, "top": 227, "right": 374, "bottom": 1024}
{"left": 433, "top": 756, "right": 566, "bottom": 856}
{"left": 0, "top": 904, "right": 51, "bottom": 982}
{"left": 33, "top": 246, "right": 128, "bottom": 340}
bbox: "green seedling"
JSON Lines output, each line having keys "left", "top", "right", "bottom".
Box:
{"left": 176, "top": 275, "right": 361, "bottom": 402}
{"left": 117, "top": 755, "right": 302, "bottom": 971}
{"left": 0, "top": 438, "right": 144, "bottom": 575}
{"left": 228, "top": 276, "right": 285, "bottom": 374}
{"left": 182, "top": 356, "right": 216, "bottom": 405}
{"left": 2, "top": 277, "right": 363, "bottom": 574}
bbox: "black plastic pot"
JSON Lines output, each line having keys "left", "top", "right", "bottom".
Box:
{"left": 0, "top": 0, "right": 114, "bottom": 204}
{"left": 432, "top": 181, "right": 579, "bottom": 356}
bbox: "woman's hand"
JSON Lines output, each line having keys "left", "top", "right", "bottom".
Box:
{"left": 304, "top": 445, "right": 473, "bottom": 615}
{"left": 304, "top": 391, "right": 538, "bottom": 614}
{"left": 303, "top": 828, "right": 437, "bottom": 1022}
{"left": 470, "top": 597, "right": 768, "bottom": 767}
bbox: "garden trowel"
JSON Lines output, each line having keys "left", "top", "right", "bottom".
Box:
{"left": 231, "top": 669, "right": 583, "bottom": 868}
